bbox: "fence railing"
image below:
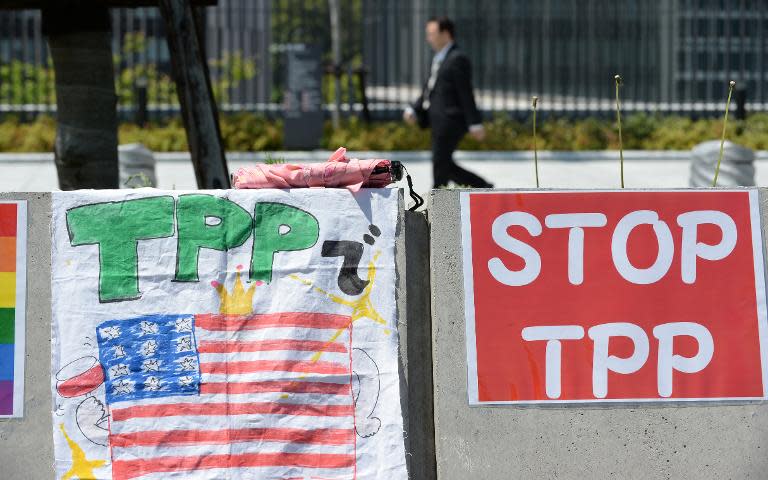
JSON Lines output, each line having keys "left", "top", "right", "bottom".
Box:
{"left": 1, "top": 0, "right": 767, "bottom": 123}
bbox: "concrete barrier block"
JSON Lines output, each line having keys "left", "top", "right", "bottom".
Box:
{"left": 0, "top": 192, "right": 53, "bottom": 479}
{"left": 0, "top": 190, "right": 436, "bottom": 480}
{"left": 429, "top": 188, "right": 768, "bottom": 480}
{"left": 397, "top": 210, "right": 435, "bottom": 480}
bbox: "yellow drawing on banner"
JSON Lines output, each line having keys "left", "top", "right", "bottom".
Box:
{"left": 290, "top": 250, "right": 389, "bottom": 364}
{"left": 211, "top": 264, "right": 259, "bottom": 314}
{"left": 59, "top": 423, "right": 106, "bottom": 480}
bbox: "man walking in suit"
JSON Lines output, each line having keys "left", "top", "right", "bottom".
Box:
{"left": 404, "top": 16, "right": 493, "bottom": 189}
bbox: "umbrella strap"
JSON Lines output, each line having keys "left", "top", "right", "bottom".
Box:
{"left": 401, "top": 165, "right": 424, "bottom": 211}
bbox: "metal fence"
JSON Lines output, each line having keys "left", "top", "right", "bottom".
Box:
{"left": 1, "top": 0, "right": 767, "bottom": 122}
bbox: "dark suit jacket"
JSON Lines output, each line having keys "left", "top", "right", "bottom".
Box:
{"left": 412, "top": 44, "right": 482, "bottom": 136}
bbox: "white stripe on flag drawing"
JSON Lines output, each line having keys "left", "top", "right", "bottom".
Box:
{"left": 105, "top": 312, "right": 357, "bottom": 480}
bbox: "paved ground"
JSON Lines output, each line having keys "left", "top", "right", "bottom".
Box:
{"left": 2, "top": 151, "right": 766, "bottom": 196}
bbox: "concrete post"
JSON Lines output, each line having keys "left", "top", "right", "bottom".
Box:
{"left": 397, "top": 209, "right": 436, "bottom": 480}
{"left": 429, "top": 188, "right": 768, "bottom": 480}
{"left": 0, "top": 191, "right": 437, "bottom": 480}
{"left": 0, "top": 193, "right": 53, "bottom": 478}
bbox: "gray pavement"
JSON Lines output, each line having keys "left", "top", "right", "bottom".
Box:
{"left": 1, "top": 150, "right": 767, "bottom": 193}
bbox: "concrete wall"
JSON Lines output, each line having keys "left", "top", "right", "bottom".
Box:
{"left": 0, "top": 192, "right": 53, "bottom": 479}
{"left": 0, "top": 193, "right": 436, "bottom": 480}
{"left": 429, "top": 188, "right": 768, "bottom": 480}
{"left": 397, "top": 210, "right": 436, "bottom": 480}
{"left": 11, "top": 187, "right": 767, "bottom": 480}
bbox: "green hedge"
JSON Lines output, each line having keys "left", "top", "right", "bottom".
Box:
{"left": 2, "top": 112, "right": 768, "bottom": 153}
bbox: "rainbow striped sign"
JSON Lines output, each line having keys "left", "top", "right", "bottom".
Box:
{"left": 0, "top": 201, "right": 26, "bottom": 418}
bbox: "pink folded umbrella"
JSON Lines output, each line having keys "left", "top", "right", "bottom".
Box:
{"left": 232, "top": 147, "right": 396, "bottom": 192}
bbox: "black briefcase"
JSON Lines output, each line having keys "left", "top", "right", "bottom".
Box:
{"left": 413, "top": 104, "right": 430, "bottom": 129}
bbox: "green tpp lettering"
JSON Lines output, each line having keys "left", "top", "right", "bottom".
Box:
{"left": 252, "top": 202, "right": 319, "bottom": 283}
{"left": 175, "top": 194, "right": 253, "bottom": 281}
{"left": 66, "top": 196, "right": 175, "bottom": 302}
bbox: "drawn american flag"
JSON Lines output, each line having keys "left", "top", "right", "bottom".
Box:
{"left": 96, "top": 313, "right": 356, "bottom": 480}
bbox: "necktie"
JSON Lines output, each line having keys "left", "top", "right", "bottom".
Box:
{"left": 422, "top": 55, "right": 443, "bottom": 110}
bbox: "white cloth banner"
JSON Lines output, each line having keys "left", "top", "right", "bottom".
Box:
{"left": 51, "top": 189, "right": 407, "bottom": 480}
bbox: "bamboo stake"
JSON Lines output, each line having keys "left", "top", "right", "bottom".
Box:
{"left": 532, "top": 96, "right": 539, "bottom": 188}
{"left": 614, "top": 74, "right": 624, "bottom": 188}
{"left": 712, "top": 80, "right": 736, "bottom": 187}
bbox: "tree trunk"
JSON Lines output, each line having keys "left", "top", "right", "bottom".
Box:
{"left": 43, "top": 6, "right": 119, "bottom": 190}
{"left": 160, "top": 0, "right": 229, "bottom": 189}
{"left": 329, "top": 0, "right": 342, "bottom": 129}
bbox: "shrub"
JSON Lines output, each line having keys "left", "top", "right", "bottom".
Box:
{"left": 119, "top": 119, "right": 187, "bottom": 151}
{"left": 220, "top": 113, "right": 283, "bottom": 151}
{"left": 572, "top": 118, "right": 609, "bottom": 150}
{"left": 2, "top": 112, "right": 767, "bottom": 153}
{"left": 621, "top": 113, "right": 657, "bottom": 149}
{"left": 539, "top": 117, "right": 575, "bottom": 150}
{"left": 321, "top": 117, "right": 431, "bottom": 151}
{"left": 0, "top": 115, "right": 56, "bottom": 152}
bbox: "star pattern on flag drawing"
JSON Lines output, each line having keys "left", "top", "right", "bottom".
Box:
{"left": 97, "top": 315, "right": 201, "bottom": 403}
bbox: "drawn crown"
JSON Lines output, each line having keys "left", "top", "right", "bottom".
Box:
{"left": 211, "top": 265, "right": 260, "bottom": 315}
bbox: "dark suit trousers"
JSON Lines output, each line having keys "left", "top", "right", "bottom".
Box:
{"left": 431, "top": 128, "right": 490, "bottom": 188}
